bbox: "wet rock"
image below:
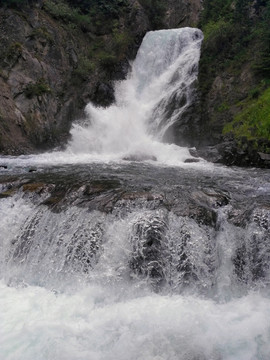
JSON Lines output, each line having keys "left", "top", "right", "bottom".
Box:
{"left": 64, "top": 223, "right": 103, "bottom": 273}
{"left": 0, "top": 188, "right": 16, "bottom": 198}
{"left": 227, "top": 208, "right": 253, "bottom": 228}
{"left": 258, "top": 152, "right": 270, "bottom": 167}
{"left": 93, "top": 82, "right": 115, "bottom": 107}
{"left": 232, "top": 206, "right": 270, "bottom": 284}
{"left": 184, "top": 158, "right": 200, "bottom": 163}
{"left": 192, "top": 189, "right": 230, "bottom": 209}
{"left": 197, "top": 140, "right": 270, "bottom": 168}
{"left": 129, "top": 214, "right": 167, "bottom": 287}
{"left": 123, "top": 153, "right": 157, "bottom": 162}
{"left": 170, "top": 188, "right": 229, "bottom": 227}
{"left": 188, "top": 148, "right": 199, "bottom": 158}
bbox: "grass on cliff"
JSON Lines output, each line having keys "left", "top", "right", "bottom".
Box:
{"left": 223, "top": 87, "right": 270, "bottom": 142}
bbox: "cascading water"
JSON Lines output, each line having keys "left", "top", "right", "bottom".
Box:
{"left": 1, "top": 28, "right": 270, "bottom": 360}
{"left": 67, "top": 28, "right": 203, "bottom": 164}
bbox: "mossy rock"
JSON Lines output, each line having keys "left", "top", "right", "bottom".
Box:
{"left": 0, "top": 188, "right": 16, "bottom": 198}
{"left": 22, "top": 182, "right": 46, "bottom": 192}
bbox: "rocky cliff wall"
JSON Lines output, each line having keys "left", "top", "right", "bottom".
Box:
{"left": 0, "top": 0, "right": 200, "bottom": 155}
{"left": 196, "top": 0, "right": 270, "bottom": 168}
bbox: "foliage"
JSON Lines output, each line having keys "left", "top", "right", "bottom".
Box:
{"left": 202, "top": 19, "right": 236, "bottom": 52}
{"left": 137, "top": 0, "right": 166, "bottom": 29}
{"left": 6, "top": 42, "right": 23, "bottom": 59}
{"left": 72, "top": 56, "right": 96, "bottom": 83}
{"left": 28, "top": 26, "right": 54, "bottom": 44}
{"left": 200, "top": 0, "right": 234, "bottom": 27}
{"left": 44, "top": 0, "right": 92, "bottom": 31}
{"left": 0, "top": 0, "right": 26, "bottom": 7}
{"left": 0, "top": 0, "right": 40, "bottom": 7}
{"left": 198, "top": 0, "right": 270, "bottom": 97}
{"left": 223, "top": 87, "right": 270, "bottom": 141}
{"left": 67, "top": 0, "right": 129, "bottom": 17}
{"left": 253, "top": 1, "right": 270, "bottom": 77}
{"left": 24, "top": 78, "right": 51, "bottom": 98}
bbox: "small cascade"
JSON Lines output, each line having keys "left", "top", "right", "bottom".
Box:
{"left": 0, "top": 164, "right": 270, "bottom": 359}
{"left": 1, "top": 188, "right": 269, "bottom": 298}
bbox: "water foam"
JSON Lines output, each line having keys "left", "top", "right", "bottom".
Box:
{"left": 67, "top": 28, "right": 203, "bottom": 165}
{"left": 1, "top": 281, "right": 270, "bottom": 360}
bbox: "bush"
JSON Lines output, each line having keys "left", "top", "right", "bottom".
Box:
{"left": 44, "top": 0, "right": 91, "bottom": 31}
{"left": 97, "top": 52, "right": 118, "bottom": 71}
{"left": 28, "top": 27, "right": 54, "bottom": 44}
{"left": 0, "top": 0, "right": 41, "bottom": 7}
{"left": 72, "top": 56, "right": 95, "bottom": 82}
{"left": 24, "top": 78, "right": 51, "bottom": 98}
{"left": 138, "top": 0, "right": 166, "bottom": 29}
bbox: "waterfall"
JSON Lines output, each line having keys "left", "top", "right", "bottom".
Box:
{"left": 0, "top": 166, "right": 270, "bottom": 360}
{"left": 68, "top": 28, "right": 203, "bottom": 164}
{"left": 0, "top": 27, "right": 270, "bottom": 360}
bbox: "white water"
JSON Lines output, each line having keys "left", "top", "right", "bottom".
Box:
{"left": 68, "top": 28, "right": 203, "bottom": 164}
{"left": 0, "top": 28, "right": 204, "bottom": 168}
{"left": 1, "top": 280, "right": 270, "bottom": 360}
{"left": 1, "top": 193, "right": 270, "bottom": 359}
{"left": 1, "top": 28, "right": 270, "bottom": 359}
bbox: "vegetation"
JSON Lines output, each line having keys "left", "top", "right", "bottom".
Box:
{"left": 42, "top": 0, "right": 134, "bottom": 80}
{"left": 43, "top": 0, "right": 92, "bottom": 32}
{"left": 199, "top": 0, "right": 270, "bottom": 154}
{"left": 0, "top": 0, "right": 39, "bottom": 7}
{"left": 224, "top": 87, "right": 270, "bottom": 142}
{"left": 24, "top": 78, "right": 51, "bottom": 98}
{"left": 29, "top": 26, "right": 54, "bottom": 44}
{"left": 253, "top": 1, "right": 270, "bottom": 77}
{"left": 137, "top": 0, "right": 166, "bottom": 29}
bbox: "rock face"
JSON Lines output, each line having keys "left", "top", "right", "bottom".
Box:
{"left": 196, "top": 0, "right": 270, "bottom": 168}
{"left": 0, "top": 6, "right": 81, "bottom": 153}
{"left": 164, "top": 0, "right": 201, "bottom": 28}
{"left": 0, "top": 0, "right": 201, "bottom": 155}
{"left": 0, "top": 1, "right": 149, "bottom": 154}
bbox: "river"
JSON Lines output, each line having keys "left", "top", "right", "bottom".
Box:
{"left": 0, "top": 28, "right": 270, "bottom": 360}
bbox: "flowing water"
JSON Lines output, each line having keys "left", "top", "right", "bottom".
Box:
{"left": 0, "top": 28, "right": 270, "bottom": 360}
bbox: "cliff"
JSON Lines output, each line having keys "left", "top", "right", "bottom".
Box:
{"left": 196, "top": 0, "right": 270, "bottom": 167}
{"left": 0, "top": 0, "right": 201, "bottom": 154}
{"left": 0, "top": 0, "right": 269, "bottom": 168}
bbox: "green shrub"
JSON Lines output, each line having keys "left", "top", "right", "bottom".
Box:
{"left": 0, "top": 0, "right": 28, "bottom": 7}
{"left": 111, "top": 29, "right": 131, "bottom": 54}
{"left": 6, "top": 42, "right": 23, "bottom": 58}
{"left": 137, "top": 0, "right": 166, "bottom": 29}
{"left": 203, "top": 19, "right": 236, "bottom": 53}
{"left": 97, "top": 52, "right": 118, "bottom": 71}
{"left": 29, "top": 27, "right": 54, "bottom": 44}
{"left": 72, "top": 56, "right": 95, "bottom": 82}
{"left": 24, "top": 78, "right": 51, "bottom": 98}
{"left": 199, "top": 0, "right": 234, "bottom": 27}
{"left": 44, "top": 0, "right": 91, "bottom": 30}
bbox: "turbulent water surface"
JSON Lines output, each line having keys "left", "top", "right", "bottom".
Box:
{"left": 1, "top": 28, "right": 270, "bottom": 360}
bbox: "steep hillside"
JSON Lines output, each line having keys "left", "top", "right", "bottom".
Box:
{"left": 197, "top": 0, "right": 270, "bottom": 167}
{"left": 0, "top": 0, "right": 201, "bottom": 154}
